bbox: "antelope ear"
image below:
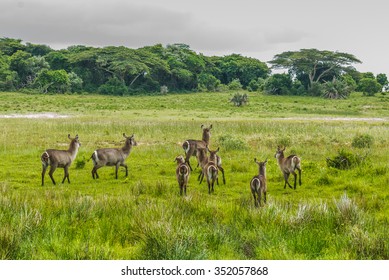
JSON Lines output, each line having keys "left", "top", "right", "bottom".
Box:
{"left": 264, "top": 158, "right": 268, "bottom": 164}
{"left": 68, "top": 134, "right": 71, "bottom": 139}
{"left": 201, "top": 124, "right": 204, "bottom": 129}
{"left": 123, "top": 133, "right": 127, "bottom": 138}
{"left": 216, "top": 147, "right": 220, "bottom": 152}
{"left": 75, "top": 134, "right": 79, "bottom": 139}
{"left": 209, "top": 124, "right": 213, "bottom": 129}
{"left": 254, "top": 158, "right": 257, "bottom": 163}
{"left": 282, "top": 147, "right": 286, "bottom": 152}
{"left": 131, "top": 134, "right": 134, "bottom": 138}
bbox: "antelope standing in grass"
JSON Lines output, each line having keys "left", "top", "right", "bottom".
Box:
{"left": 174, "top": 155, "right": 190, "bottom": 196}
{"left": 197, "top": 146, "right": 225, "bottom": 185}
{"left": 196, "top": 147, "right": 218, "bottom": 194}
{"left": 275, "top": 146, "right": 302, "bottom": 189}
{"left": 250, "top": 158, "right": 267, "bottom": 207}
{"left": 182, "top": 124, "right": 212, "bottom": 171}
{"left": 91, "top": 133, "right": 137, "bottom": 179}
{"left": 41, "top": 134, "right": 81, "bottom": 186}
{"left": 207, "top": 146, "right": 226, "bottom": 185}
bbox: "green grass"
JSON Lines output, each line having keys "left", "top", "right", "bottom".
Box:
{"left": 0, "top": 91, "right": 388, "bottom": 260}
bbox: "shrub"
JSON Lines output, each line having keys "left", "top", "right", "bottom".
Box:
{"left": 352, "top": 134, "right": 374, "bottom": 148}
{"left": 160, "top": 85, "right": 168, "bottom": 94}
{"left": 322, "top": 78, "right": 352, "bottom": 99}
{"left": 98, "top": 77, "right": 128, "bottom": 95}
{"left": 326, "top": 149, "right": 365, "bottom": 170}
{"left": 197, "top": 73, "right": 220, "bottom": 92}
{"left": 358, "top": 78, "right": 382, "bottom": 96}
{"left": 228, "top": 79, "right": 243, "bottom": 90}
{"left": 308, "top": 82, "right": 324, "bottom": 97}
{"left": 75, "top": 157, "right": 86, "bottom": 169}
{"left": 230, "top": 92, "right": 248, "bottom": 107}
{"left": 263, "top": 73, "right": 292, "bottom": 95}
{"left": 218, "top": 135, "right": 247, "bottom": 151}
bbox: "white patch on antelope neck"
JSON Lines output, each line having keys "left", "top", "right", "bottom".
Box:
{"left": 0, "top": 113, "right": 69, "bottom": 119}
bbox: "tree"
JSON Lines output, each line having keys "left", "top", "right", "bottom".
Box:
{"left": 269, "top": 49, "right": 361, "bottom": 90}
{"left": 376, "top": 73, "right": 388, "bottom": 91}
{"left": 0, "top": 51, "right": 17, "bottom": 90}
{"left": 264, "top": 73, "right": 293, "bottom": 95}
{"left": 358, "top": 78, "right": 382, "bottom": 96}
{"left": 9, "top": 50, "right": 50, "bottom": 88}
{"left": 213, "top": 54, "right": 269, "bottom": 87}
{"left": 25, "top": 43, "right": 52, "bottom": 56}
{"left": 197, "top": 72, "right": 220, "bottom": 92}
{"left": 97, "top": 76, "right": 128, "bottom": 95}
{"left": 34, "top": 69, "right": 70, "bottom": 93}
{"left": 0, "top": 37, "right": 25, "bottom": 56}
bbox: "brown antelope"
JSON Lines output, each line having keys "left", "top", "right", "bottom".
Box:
{"left": 174, "top": 155, "right": 190, "bottom": 196}
{"left": 197, "top": 146, "right": 225, "bottom": 185}
{"left": 196, "top": 147, "right": 218, "bottom": 194}
{"left": 41, "top": 134, "right": 81, "bottom": 186}
{"left": 250, "top": 158, "right": 267, "bottom": 207}
{"left": 275, "top": 146, "right": 302, "bottom": 189}
{"left": 91, "top": 133, "right": 137, "bottom": 179}
{"left": 182, "top": 124, "right": 212, "bottom": 171}
{"left": 207, "top": 146, "right": 226, "bottom": 185}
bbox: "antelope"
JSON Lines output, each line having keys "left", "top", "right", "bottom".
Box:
{"left": 250, "top": 158, "right": 267, "bottom": 207}
{"left": 197, "top": 146, "right": 225, "bottom": 185}
{"left": 91, "top": 133, "right": 137, "bottom": 179}
{"left": 174, "top": 155, "right": 190, "bottom": 196}
{"left": 41, "top": 134, "right": 81, "bottom": 186}
{"left": 196, "top": 147, "right": 218, "bottom": 194}
{"left": 182, "top": 124, "right": 212, "bottom": 171}
{"left": 207, "top": 146, "right": 226, "bottom": 185}
{"left": 275, "top": 146, "right": 302, "bottom": 189}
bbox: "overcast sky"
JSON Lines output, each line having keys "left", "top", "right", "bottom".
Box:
{"left": 1, "top": 0, "right": 388, "bottom": 75}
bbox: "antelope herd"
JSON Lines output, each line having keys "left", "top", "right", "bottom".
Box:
{"left": 40, "top": 125, "right": 302, "bottom": 207}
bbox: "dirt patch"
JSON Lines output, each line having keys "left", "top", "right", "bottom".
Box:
{"left": 0, "top": 113, "right": 69, "bottom": 119}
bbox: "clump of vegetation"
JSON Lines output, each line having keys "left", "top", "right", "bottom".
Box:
{"left": 228, "top": 79, "right": 243, "bottom": 90}
{"left": 326, "top": 149, "right": 366, "bottom": 170}
{"left": 229, "top": 92, "right": 248, "bottom": 107}
{"left": 352, "top": 133, "right": 374, "bottom": 148}
{"left": 322, "top": 78, "right": 352, "bottom": 99}
{"left": 218, "top": 135, "right": 247, "bottom": 151}
{"left": 160, "top": 85, "right": 168, "bottom": 94}
{"left": 75, "top": 157, "right": 86, "bottom": 169}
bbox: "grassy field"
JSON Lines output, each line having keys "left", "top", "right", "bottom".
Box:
{"left": 0, "top": 91, "right": 388, "bottom": 260}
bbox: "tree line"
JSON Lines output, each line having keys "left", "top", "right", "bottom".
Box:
{"left": 0, "top": 37, "right": 387, "bottom": 98}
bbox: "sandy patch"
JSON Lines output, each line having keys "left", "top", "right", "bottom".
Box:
{"left": 0, "top": 113, "right": 69, "bottom": 119}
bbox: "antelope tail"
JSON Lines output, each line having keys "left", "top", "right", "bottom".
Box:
{"left": 41, "top": 151, "right": 50, "bottom": 167}
{"left": 251, "top": 177, "right": 261, "bottom": 193}
{"left": 182, "top": 141, "right": 190, "bottom": 155}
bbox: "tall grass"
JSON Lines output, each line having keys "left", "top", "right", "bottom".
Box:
{"left": 0, "top": 91, "right": 388, "bottom": 259}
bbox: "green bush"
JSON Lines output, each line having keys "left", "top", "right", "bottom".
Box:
{"left": 229, "top": 92, "right": 248, "bottom": 107}
{"left": 98, "top": 77, "right": 128, "bottom": 95}
{"left": 326, "top": 149, "right": 365, "bottom": 170}
{"left": 352, "top": 134, "right": 374, "bottom": 148}
{"left": 228, "top": 79, "right": 243, "bottom": 90}
{"left": 358, "top": 78, "right": 382, "bottom": 96}
{"left": 218, "top": 135, "right": 247, "bottom": 151}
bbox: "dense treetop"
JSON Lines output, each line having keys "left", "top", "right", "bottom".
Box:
{"left": 0, "top": 37, "right": 387, "bottom": 97}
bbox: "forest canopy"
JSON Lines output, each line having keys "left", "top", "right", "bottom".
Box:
{"left": 0, "top": 37, "right": 387, "bottom": 97}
